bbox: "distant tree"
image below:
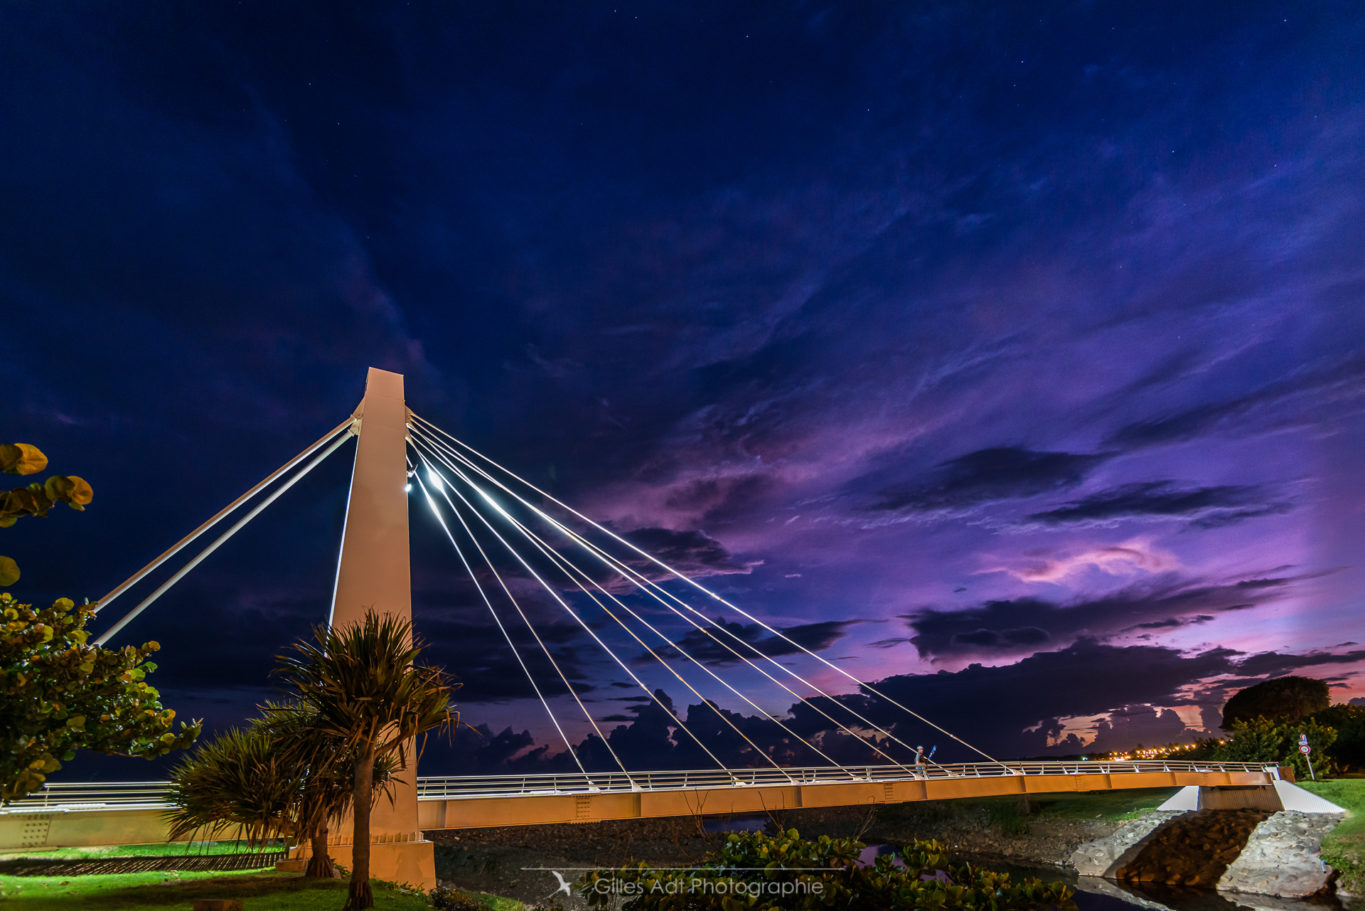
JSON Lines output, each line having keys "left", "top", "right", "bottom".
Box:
{"left": 1311, "top": 704, "right": 1365, "bottom": 771}
{"left": 1, "top": 442, "right": 197, "bottom": 802}
{"left": 1221, "top": 676, "right": 1330, "bottom": 729}
{"left": 275, "top": 612, "right": 455, "bottom": 910}
{"left": 1207, "top": 717, "right": 1338, "bottom": 778}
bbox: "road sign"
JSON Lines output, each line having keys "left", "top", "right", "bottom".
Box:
{"left": 1300, "top": 733, "right": 1309, "bottom": 745}
{"left": 1300, "top": 744, "right": 1312, "bottom": 754}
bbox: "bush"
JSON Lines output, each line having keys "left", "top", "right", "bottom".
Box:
{"left": 580, "top": 828, "right": 1075, "bottom": 911}
{"left": 1197, "top": 717, "right": 1338, "bottom": 778}
{"left": 1311, "top": 705, "right": 1365, "bottom": 772}
{"left": 430, "top": 886, "right": 488, "bottom": 911}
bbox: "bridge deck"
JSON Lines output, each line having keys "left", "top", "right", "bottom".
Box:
{"left": 0, "top": 761, "right": 1277, "bottom": 850}
{"left": 416, "top": 761, "right": 1278, "bottom": 829}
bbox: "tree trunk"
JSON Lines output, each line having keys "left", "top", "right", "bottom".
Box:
{"left": 344, "top": 746, "right": 375, "bottom": 910}
{"left": 304, "top": 822, "right": 336, "bottom": 878}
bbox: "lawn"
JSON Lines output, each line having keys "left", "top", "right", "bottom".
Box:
{"left": 0, "top": 840, "right": 285, "bottom": 861}
{"left": 1301, "top": 778, "right": 1365, "bottom": 894}
{"left": 0, "top": 869, "right": 436, "bottom": 909}
{"left": 1017, "top": 787, "right": 1180, "bottom": 821}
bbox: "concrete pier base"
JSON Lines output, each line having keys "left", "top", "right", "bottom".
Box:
{"left": 368, "top": 839, "right": 437, "bottom": 891}
{"left": 279, "top": 833, "right": 436, "bottom": 891}
{"left": 1158, "top": 781, "right": 1345, "bottom": 814}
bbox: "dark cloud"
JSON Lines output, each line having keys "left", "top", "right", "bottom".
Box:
{"left": 867, "top": 447, "right": 1108, "bottom": 516}
{"left": 905, "top": 574, "right": 1294, "bottom": 660}
{"left": 641, "top": 617, "right": 856, "bottom": 666}
{"left": 117, "top": 638, "right": 1365, "bottom": 776}
{"left": 1127, "top": 614, "right": 1214, "bottom": 631}
{"left": 1107, "top": 354, "right": 1365, "bottom": 448}
{"left": 950, "top": 626, "right": 1050, "bottom": 648}
{"left": 819, "top": 639, "right": 1338, "bottom": 759}
{"left": 407, "top": 611, "right": 601, "bottom": 703}
{"left": 610, "top": 526, "right": 760, "bottom": 581}
{"left": 549, "top": 639, "right": 1365, "bottom": 768}
{"left": 1227, "top": 648, "right": 1365, "bottom": 680}
{"left": 1089, "top": 704, "right": 1189, "bottom": 753}
{"left": 1028, "top": 481, "right": 1290, "bottom": 528}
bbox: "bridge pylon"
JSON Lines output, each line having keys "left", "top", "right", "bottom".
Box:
{"left": 315, "top": 366, "right": 434, "bottom": 889}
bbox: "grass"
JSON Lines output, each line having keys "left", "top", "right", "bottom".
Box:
{"left": 1301, "top": 778, "right": 1365, "bottom": 894}
{"left": 437, "top": 888, "right": 527, "bottom": 910}
{"left": 0, "top": 840, "right": 285, "bottom": 861}
{"left": 0, "top": 869, "right": 435, "bottom": 909}
{"left": 1019, "top": 787, "right": 1180, "bottom": 822}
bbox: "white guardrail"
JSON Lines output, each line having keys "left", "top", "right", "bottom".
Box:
{"left": 2, "top": 761, "right": 1278, "bottom": 812}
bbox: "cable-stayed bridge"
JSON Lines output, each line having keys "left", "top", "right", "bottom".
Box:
{"left": 0, "top": 369, "right": 1282, "bottom": 887}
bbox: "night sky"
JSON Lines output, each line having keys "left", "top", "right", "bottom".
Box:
{"left": 4, "top": 2, "right": 1364, "bottom": 777}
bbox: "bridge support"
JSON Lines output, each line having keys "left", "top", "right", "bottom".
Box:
{"left": 319, "top": 367, "right": 435, "bottom": 890}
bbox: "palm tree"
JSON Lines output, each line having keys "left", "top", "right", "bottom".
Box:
{"left": 165, "top": 703, "right": 401, "bottom": 880}
{"left": 275, "top": 611, "right": 455, "bottom": 910}
{"left": 165, "top": 723, "right": 300, "bottom": 847}
{"left": 262, "top": 700, "right": 399, "bottom": 879}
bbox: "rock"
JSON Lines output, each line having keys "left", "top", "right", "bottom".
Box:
{"left": 1217, "top": 810, "right": 1344, "bottom": 899}
{"left": 1069, "top": 811, "right": 1184, "bottom": 877}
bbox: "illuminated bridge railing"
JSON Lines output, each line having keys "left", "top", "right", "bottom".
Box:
{"left": 4, "top": 780, "right": 175, "bottom": 811}
{"left": 417, "top": 760, "right": 1278, "bottom": 799}
{"left": 2, "top": 761, "right": 1279, "bottom": 812}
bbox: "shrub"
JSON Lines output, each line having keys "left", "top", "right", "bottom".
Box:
{"left": 580, "top": 828, "right": 1075, "bottom": 910}
{"left": 1311, "top": 705, "right": 1365, "bottom": 772}
{"left": 430, "top": 886, "right": 488, "bottom": 911}
{"left": 1202, "top": 717, "right": 1338, "bottom": 778}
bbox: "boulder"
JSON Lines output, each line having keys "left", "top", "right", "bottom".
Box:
{"left": 1218, "top": 810, "right": 1344, "bottom": 899}
{"left": 1069, "top": 810, "right": 1185, "bottom": 877}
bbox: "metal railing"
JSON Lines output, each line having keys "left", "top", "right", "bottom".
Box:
{"left": 1, "top": 760, "right": 1276, "bottom": 812}
{"left": 414, "top": 760, "right": 1278, "bottom": 799}
{"left": 3, "top": 780, "right": 175, "bottom": 811}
